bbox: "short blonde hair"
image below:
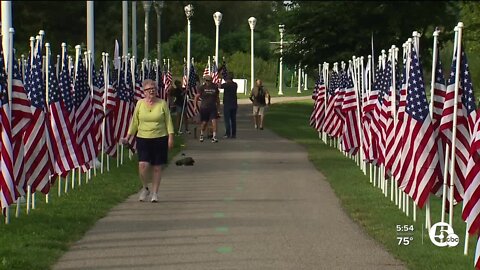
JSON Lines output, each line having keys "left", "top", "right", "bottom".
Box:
{"left": 142, "top": 79, "right": 157, "bottom": 89}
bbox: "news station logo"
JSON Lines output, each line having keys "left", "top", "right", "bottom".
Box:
{"left": 429, "top": 222, "right": 459, "bottom": 247}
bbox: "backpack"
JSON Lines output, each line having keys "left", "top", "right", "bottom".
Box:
{"left": 255, "top": 86, "right": 266, "bottom": 104}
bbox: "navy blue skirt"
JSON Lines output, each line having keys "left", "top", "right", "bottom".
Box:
{"left": 136, "top": 136, "right": 168, "bottom": 165}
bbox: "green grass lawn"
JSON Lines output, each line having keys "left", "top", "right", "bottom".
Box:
{"left": 267, "top": 100, "right": 476, "bottom": 270}
{"left": 0, "top": 137, "right": 185, "bottom": 270}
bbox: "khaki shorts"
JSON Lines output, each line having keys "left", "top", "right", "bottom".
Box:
{"left": 253, "top": 105, "right": 265, "bottom": 116}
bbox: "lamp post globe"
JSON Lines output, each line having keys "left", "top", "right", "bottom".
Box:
{"left": 142, "top": 1, "right": 153, "bottom": 61}
{"left": 248, "top": 17, "right": 256, "bottom": 91}
{"left": 213, "top": 11, "right": 222, "bottom": 67}
{"left": 278, "top": 24, "right": 285, "bottom": 95}
{"left": 184, "top": 4, "right": 194, "bottom": 19}
{"left": 153, "top": 1, "right": 164, "bottom": 61}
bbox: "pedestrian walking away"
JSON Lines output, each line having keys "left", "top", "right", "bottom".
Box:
{"left": 220, "top": 72, "right": 238, "bottom": 138}
{"left": 249, "top": 79, "right": 271, "bottom": 130}
{"left": 194, "top": 75, "right": 220, "bottom": 143}
{"left": 122, "top": 79, "right": 175, "bottom": 203}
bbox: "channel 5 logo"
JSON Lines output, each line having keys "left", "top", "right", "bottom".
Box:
{"left": 429, "top": 222, "right": 459, "bottom": 247}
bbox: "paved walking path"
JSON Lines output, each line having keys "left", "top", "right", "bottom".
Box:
{"left": 53, "top": 97, "right": 405, "bottom": 270}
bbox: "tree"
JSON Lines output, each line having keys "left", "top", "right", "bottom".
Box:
{"left": 282, "top": 1, "right": 457, "bottom": 70}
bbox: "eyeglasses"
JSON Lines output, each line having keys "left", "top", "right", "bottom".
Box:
{"left": 144, "top": 87, "right": 155, "bottom": 92}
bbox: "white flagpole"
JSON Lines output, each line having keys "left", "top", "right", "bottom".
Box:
{"left": 359, "top": 56, "right": 366, "bottom": 174}
{"left": 120, "top": 57, "right": 125, "bottom": 166}
{"left": 208, "top": 56, "right": 211, "bottom": 73}
{"left": 403, "top": 39, "right": 414, "bottom": 215}
{"left": 394, "top": 46, "right": 400, "bottom": 206}
{"left": 323, "top": 62, "right": 329, "bottom": 144}
{"left": 75, "top": 46, "right": 83, "bottom": 188}
{"left": 5, "top": 27, "right": 14, "bottom": 223}
{"left": 104, "top": 54, "right": 109, "bottom": 173}
{"left": 87, "top": 50, "right": 94, "bottom": 181}
{"left": 26, "top": 36, "right": 35, "bottom": 214}
{"left": 45, "top": 42, "right": 52, "bottom": 204}
{"left": 100, "top": 52, "right": 107, "bottom": 174}
{"left": 351, "top": 57, "right": 364, "bottom": 173}
{"left": 390, "top": 46, "right": 396, "bottom": 203}
{"left": 449, "top": 23, "right": 462, "bottom": 228}
{"left": 428, "top": 29, "right": 440, "bottom": 230}
{"left": 366, "top": 55, "right": 373, "bottom": 184}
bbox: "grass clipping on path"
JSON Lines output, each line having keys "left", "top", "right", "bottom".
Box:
{"left": 0, "top": 138, "right": 184, "bottom": 270}
{"left": 267, "top": 100, "right": 476, "bottom": 270}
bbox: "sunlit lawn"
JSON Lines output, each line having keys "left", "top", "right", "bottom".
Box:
{"left": 0, "top": 137, "right": 185, "bottom": 270}
{"left": 267, "top": 100, "right": 476, "bottom": 270}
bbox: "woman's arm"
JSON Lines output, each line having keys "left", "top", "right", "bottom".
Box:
{"left": 123, "top": 100, "right": 141, "bottom": 143}
{"left": 163, "top": 103, "right": 175, "bottom": 149}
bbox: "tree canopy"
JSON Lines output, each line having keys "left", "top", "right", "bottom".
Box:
{"left": 281, "top": 1, "right": 458, "bottom": 70}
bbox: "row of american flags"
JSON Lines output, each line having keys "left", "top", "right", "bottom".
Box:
{"left": 0, "top": 36, "right": 231, "bottom": 216}
{"left": 309, "top": 25, "right": 480, "bottom": 268}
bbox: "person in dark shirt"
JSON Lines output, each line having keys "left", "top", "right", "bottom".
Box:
{"left": 249, "top": 79, "right": 271, "bottom": 130}
{"left": 168, "top": 80, "right": 190, "bottom": 135}
{"left": 220, "top": 72, "right": 238, "bottom": 138}
{"left": 194, "top": 75, "right": 220, "bottom": 143}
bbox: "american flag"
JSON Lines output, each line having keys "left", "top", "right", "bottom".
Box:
{"left": 92, "top": 64, "right": 105, "bottom": 117}
{"left": 163, "top": 63, "right": 173, "bottom": 94}
{"left": 92, "top": 64, "right": 105, "bottom": 152}
{"left": 398, "top": 47, "right": 438, "bottom": 208}
{"left": 186, "top": 63, "right": 198, "bottom": 119}
{"left": 181, "top": 63, "right": 188, "bottom": 88}
{"left": 340, "top": 67, "right": 360, "bottom": 155}
{"left": 220, "top": 62, "right": 229, "bottom": 81}
{"left": 476, "top": 233, "right": 480, "bottom": 270}
{"left": 390, "top": 60, "right": 408, "bottom": 178}
{"left": 362, "top": 66, "right": 382, "bottom": 164}
{"left": 361, "top": 93, "right": 373, "bottom": 162}
{"left": 464, "top": 112, "right": 480, "bottom": 234}
{"left": 59, "top": 52, "right": 75, "bottom": 123}
{"left": 133, "top": 65, "right": 144, "bottom": 103}
{"left": 113, "top": 66, "right": 132, "bottom": 149}
{"left": 203, "top": 62, "right": 210, "bottom": 78}
{"left": 0, "top": 47, "right": 17, "bottom": 209}
{"left": 466, "top": 113, "right": 480, "bottom": 269}
{"left": 382, "top": 60, "right": 395, "bottom": 175}
{"left": 47, "top": 59, "right": 82, "bottom": 177}
{"left": 430, "top": 49, "right": 447, "bottom": 196}
{"left": 24, "top": 43, "right": 53, "bottom": 194}
{"left": 103, "top": 63, "right": 118, "bottom": 157}
{"left": 309, "top": 74, "right": 326, "bottom": 132}
{"left": 460, "top": 50, "right": 480, "bottom": 235}
{"left": 333, "top": 70, "right": 346, "bottom": 124}
{"left": 74, "top": 53, "right": 97, "bottom": 170}
{"left": 148, "top": 63, "right": 156, "bottom": 81}
{"left": 323, "top": 71, "right": 342, "bottom": 137}
{"left": 11, "top": 53, "right": 32, "bottom": 197}
{"left": 156, "top": 66, "right": 166, "bottom": 100}
{"left": 439, "top": 48, "right": 476, "bottom": 204}
{"left": 162, "top": 64, "right": 172, "bottom": 104}
{"left": 372, "top": 64, "right": 388, "bottom": 166}
{"left": 105, "top": 65, "right": 118, "bottom": 112}
{"left": 212, "top": 61, "right": 220, "bottom": 84}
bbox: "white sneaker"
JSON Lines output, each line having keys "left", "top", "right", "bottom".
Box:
{"left": 151, "top": 193, "right": 158, "bottom": 203}
{"left": 139, "top": 187, "right": 150, "bottom": 202}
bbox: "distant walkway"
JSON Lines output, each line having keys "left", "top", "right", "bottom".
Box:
{"left": 53, "top": 99, "right": 405, "bottom": 270}
{"left": 237, "top": 95, "right": 313, "bottom": 105}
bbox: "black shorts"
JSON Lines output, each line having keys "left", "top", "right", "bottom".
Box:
{"left": 199, "top": 107, "right": 217, "bottom": 122}
{"left": 136, "top": 136, "right": 168, "bottom": 165}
